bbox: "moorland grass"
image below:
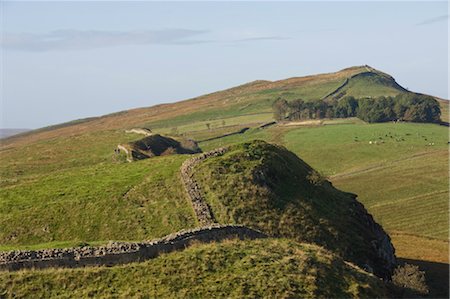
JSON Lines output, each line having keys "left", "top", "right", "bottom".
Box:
{"left": 0, "top": 153, "right": 196, "bottom": 248}
{"left": 0, "top": 239, "right": 390, "bottom": 299}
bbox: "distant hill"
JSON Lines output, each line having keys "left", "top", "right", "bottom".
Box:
{"left": 0, "top": 128, "right": 29, "bottom": 139}
{"left": 2, "top": 65, "right": 447, "bottom": 148}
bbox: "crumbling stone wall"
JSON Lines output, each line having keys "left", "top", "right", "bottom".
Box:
{"left": 0, "top": 225, "right": 266, "bottom": 271}
{"left": 180, "top": 147, "right": 229, "bottom": 225}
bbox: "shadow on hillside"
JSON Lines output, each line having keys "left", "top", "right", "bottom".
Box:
{"left": 398, "top": 258, "right": 449, "bottom": 298}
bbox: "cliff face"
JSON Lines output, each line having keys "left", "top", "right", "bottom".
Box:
{"left": 191, "top": 141, "right": 397, "bottom": 279}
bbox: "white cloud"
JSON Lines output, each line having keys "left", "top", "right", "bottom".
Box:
{"left": 416, "top": 15, "right": 448, "bottom": 26}
{"left": 1, "top": 29, "right": 209, "bottom": 51}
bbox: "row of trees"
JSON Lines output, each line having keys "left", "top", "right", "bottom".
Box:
{"left": 273, "top": 94, "right": 441, "bottom": 123}
{"left": 357, "top": 94, "right": 441, "bottom": 123}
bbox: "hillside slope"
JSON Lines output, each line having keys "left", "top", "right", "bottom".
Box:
{"left": 0, "top": 239, "right": 391, "bottom": 299}
{"left": 193, "top": 140, "right": 396, "bottom": 279}
{"left": 3, "top": 65, "right": 443, "bottom": 149}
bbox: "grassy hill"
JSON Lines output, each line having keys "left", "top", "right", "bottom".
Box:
{"left": 192, "top": 140, "right": 395, "bottom": 278}
{"left": 3, "top": 65, "right": 446, "bottom": 148}
{"left": 0, "top": 66, "right": 448, "bottom": 296}
{"left": 0, "top": 239, "right": 391, "bottom": 299}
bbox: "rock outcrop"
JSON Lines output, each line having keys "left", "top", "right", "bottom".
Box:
{"left": 118, "top": 134, "right": 201, "bottom": 162}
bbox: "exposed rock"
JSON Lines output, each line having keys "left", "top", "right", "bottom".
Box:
{"left": 118, "top": 134, "right": 201, "bottom": 162}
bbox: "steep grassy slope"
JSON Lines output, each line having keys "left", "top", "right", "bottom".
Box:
{"left": 0, "top": 239, "right": 391, "bottom": 299}
{"left": 192, "top": 141, "right": 395, "bottom": 278}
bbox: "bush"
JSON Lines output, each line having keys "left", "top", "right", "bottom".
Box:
{"left": 392, "top": 263, "right": 429, "bottom": 295}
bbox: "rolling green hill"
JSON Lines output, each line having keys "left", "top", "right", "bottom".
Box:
{"left": 0, "top": 66, "right": 448, "bottom": 297}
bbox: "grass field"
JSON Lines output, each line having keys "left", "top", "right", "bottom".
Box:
{"left": 0, "top": 134, "right": 197, "bottom": 249}
{"left": 0, "top": 239, "right": 390, "bottom": 299}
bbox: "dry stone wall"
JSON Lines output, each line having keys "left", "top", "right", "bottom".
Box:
{"left": 180, "top": 147, "right": 229, "bottom": 225}
{"left": 0, "top": 225, "right": 266, "bottom": 271}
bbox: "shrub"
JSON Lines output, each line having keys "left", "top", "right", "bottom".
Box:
{"left": 392, "top": 263, "right": 429, "bottom": 295}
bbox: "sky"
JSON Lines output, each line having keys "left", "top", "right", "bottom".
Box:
{"left": 1, "top": 1, "right": 448, "bottom": 129}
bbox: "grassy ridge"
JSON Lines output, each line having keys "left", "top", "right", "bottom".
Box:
{"left": 192, "top": 141, "right": 396, "bottom": 278}
{"left": 0, "top": 239, "right": 390, "bottom": 299}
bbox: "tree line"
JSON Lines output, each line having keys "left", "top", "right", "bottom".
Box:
{"left": 272, "top": 93, "right": 441, "bottom": 123}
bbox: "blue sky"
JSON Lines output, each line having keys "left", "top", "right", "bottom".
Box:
{"left": 1, "top": 1, "right": 448, "bottom": 129}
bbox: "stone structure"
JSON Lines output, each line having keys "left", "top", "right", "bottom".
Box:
{"left": 180, "top": 147, "right": 229, "bottom": 225}
{"left": 0, "top": 225, "right": 266, "bottom": 271}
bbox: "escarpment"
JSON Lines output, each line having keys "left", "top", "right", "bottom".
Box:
{"left": 190, "top": 140, "right": 397, "bottom": 279}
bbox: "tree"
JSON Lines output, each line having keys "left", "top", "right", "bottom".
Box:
{"left": 335, "top": 96, "right": 358, "bottom": 118}
{"left": 395, "top": 93, "right": 441, "bottom": 122}
{"left": 272, "top": 98, "right": 289, "bottom": 121}
{"left": 303, "top": 102, "right": 315, "bottom": 119}
{"left": 356, "top": 97, "right": 395, "bottom": 123}
{"left": 313, "top": 100, "right": 328, "bottom": 119}
{"left": 288, "top": 99, "right": 304, "bottom": 120}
